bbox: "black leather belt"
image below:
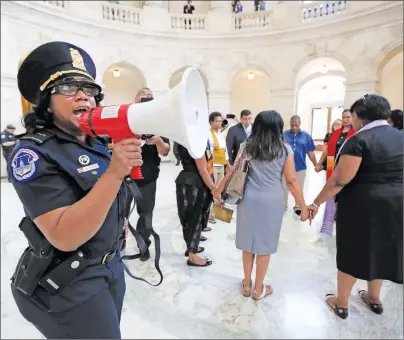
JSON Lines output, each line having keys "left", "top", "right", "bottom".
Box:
{"left": 88, "top": 237, "right": 124, "bottom": 266}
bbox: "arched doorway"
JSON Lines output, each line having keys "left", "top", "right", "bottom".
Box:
{"left": 168, "top": 66, "right": 209, "bottom": 94}
{"left": 230, "top": 68, "right": 271, "bottom": 119}
{"left": 295, "top": 57, "right": 346, "bottom": 141}
{"left": 377, "top": 45, "right": 403, "bottom": 110}
{"left": 102, "top": 62, "right": 147, "bottom": 105}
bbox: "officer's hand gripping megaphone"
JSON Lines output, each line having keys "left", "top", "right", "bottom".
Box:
{"left": 78, "top": 68, "right": 209, "bottom": 179}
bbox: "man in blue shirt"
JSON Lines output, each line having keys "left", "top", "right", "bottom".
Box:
{"left": 283, "top": 115, "right": 317, "bottom": 215}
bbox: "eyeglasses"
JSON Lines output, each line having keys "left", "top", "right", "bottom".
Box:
{"left": 50, "top": 84, "right": 100, "bottom": 97}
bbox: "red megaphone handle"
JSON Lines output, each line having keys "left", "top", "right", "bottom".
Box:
{"left": 112, "top": 136, "right": 144, "bottom": 180}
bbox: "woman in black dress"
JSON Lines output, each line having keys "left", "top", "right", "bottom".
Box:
{"left": 176, "top": 141, "right": 220, "bottom": 267}
{"left": 308, "top": 94, "right": 403, "bottom": 319}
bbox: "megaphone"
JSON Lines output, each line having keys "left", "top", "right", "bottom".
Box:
{"left": 79, "top": 67, "right": 209, "bottom": 179}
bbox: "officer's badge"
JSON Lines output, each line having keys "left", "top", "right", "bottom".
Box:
{"left": 11, "top": 148, "right": 40, "bottom": 183}
{"left": 69, "top": 48, "right": 87, "bottom": 71}
{"left": 78, "top": 155, "right": 90, "bottom": 165}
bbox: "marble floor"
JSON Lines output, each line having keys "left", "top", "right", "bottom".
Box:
{"left": 1, "top": 161, "right": 403, "bottom": 339}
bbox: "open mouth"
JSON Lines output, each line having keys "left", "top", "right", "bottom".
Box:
{"left": 73, "top": 107, "right": 89, "bottom": 115}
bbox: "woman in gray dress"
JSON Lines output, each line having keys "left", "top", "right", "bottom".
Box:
{"left": 215, "top": 111, "right": 310, "bottom": 300}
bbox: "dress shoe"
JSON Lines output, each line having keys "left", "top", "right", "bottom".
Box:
{"left": 202, "top": 227, "right": 212, "bottom": 232}
{"left": 184, "top": 247, "right": 204, "bottom": 257}
{"left": 200, "top": 235, "right": 207, "bottom": 242}
{"left": 187, "top": 259, "right": 212, "bottom": 267}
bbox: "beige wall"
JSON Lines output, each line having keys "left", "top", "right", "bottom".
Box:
{"left": 380, "top": 52, "right": 403, "bottom": 110}
{"left": 230, "top": 70, "right": 271, "bottom": 118}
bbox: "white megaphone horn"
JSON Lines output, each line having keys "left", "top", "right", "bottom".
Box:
{"left": 78, "top": 67, "right": 209, "bottom": 179}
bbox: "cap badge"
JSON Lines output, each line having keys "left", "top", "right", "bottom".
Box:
{"left": 69, "top": 48, "right": 87, "bottom": 71}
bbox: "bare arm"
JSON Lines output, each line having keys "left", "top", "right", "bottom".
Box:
{"left": 147, "top": 136, "right": 170, "bottom": 156}
{"left": 313, "top": 155, "right": 362, "bottom": 206}
{"left": 195, "top": 157, "right": 216, "bottom": 191}
{"left": 156, "top": 140, "right": 170, "bottom": 156}
{"left": 33, "top": 138, "right": 142, "bottom": 252}
{"left": 283, "top": 156, "right": 306, "bottom": 208}
{"left": 34, "top": 171, "right": 122, "bottom": 252}
{"left": 317, "top": 143, "right": 328, "bottom": 165}
{"left": 307, "top": 151, "right": 317, "bottom": 167}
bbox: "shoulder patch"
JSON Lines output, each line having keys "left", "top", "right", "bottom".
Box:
{"left": 11, "top": 148, "right": 40, "bottom": 183}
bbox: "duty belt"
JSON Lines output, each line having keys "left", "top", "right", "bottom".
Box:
{"left": 38, "top": 237, "right": 125, "bottom": 295}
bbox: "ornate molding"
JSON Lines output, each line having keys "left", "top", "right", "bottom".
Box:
{"left": 3, "top": 1, "right": 402, "bottom": 48}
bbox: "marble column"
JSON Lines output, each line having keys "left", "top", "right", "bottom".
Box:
{"left": 270, "top": 88, "right": 296, "bottom": 121}
{"left": 344, "top": 79, "right": 379, "bottom": 109}
{"left": 208, "top": 90, "right": 231, "bottom": 114}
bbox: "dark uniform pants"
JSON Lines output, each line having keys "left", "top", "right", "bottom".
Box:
{"left": 176, "top": 184, "right": 212, "bottom": 253}
{"left": 124, "top": 179, "right": 157, "bottom": 248}
{"left": 3, "top": 150, "right": 12, "bottom": 182}
{"left": 11, "top": 266, "right": 126, "bottom": 339}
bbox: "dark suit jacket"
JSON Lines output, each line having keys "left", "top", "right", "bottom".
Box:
{"left": 226, "top": 123, "right": 248, "bottom": 165}
{"left": 183, "top": 4, "right": 195, "bottom": 14}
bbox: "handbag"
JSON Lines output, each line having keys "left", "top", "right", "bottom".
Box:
{"left": 222, "top": 143, "right": 250, "bottom": 205}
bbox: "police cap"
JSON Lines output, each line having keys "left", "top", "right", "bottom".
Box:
{"left": 6, "top": 124, "right": 16, "bottom": 130}
{"left": 18, "top": 41, "right": 98, "bottom": 105}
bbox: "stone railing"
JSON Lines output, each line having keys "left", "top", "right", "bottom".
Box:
{"left": 232, "top": 11, "right": 271, "bottom": 30}
{"left": 302, "top": 0, "right": 348, "bottom": 22}
{"left": 12, "top": 0, "right": 394, "bottom": 35}
{"left": 169, "top": 13, "right": 207, "bottom": 31}
{"left": 42, "top": 0, "right": 65, "bottom": 8}
{"left": 102, "top": 2, "right": 141, "bottom": 26}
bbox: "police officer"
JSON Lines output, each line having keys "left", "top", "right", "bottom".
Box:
{"left": 1, "top": 124, "right": 17, "bottom": 181}
{"left": 9, "top": 41, "right": 142, "bottom": 339}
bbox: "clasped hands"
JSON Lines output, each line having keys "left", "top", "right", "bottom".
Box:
{"left": 211, "top": 187, "right": 223, "bottom": 207}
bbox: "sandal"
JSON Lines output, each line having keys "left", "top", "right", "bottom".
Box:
{"left": 359, "top": 290, "right": 384, "bottom": 315}
{"left": 325, "top": 293, "right": 348, "bottom": 319}
{"left": 252, "top": 284, "right": 273, "bottom": 300}
{"left": 241, "top": 279, "right": 252, "bottom": 297}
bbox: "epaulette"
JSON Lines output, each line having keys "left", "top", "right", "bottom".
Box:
{"left": 18, "top": 128, "right": 56, "bottom": 145}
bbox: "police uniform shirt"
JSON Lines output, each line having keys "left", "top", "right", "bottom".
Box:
{"left": 1, "top": 130, "right": 16, "bottom": 156}
{"left": 9, "top": 126, "right": 127, "bottom": 312}
{"left": 138, "top": 137, "right": 170, "bottom": 182}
